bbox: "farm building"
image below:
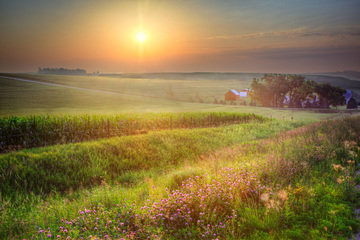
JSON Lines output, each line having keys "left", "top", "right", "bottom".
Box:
{"left": 240, "top": 88, "right": 252, "bottom": 97}
{"left": 225, "top": 89, "right": 240, "bottom": 101}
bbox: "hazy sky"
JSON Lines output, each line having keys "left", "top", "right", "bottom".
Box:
{"left": 1, "top": 0, "right": 360, "bottom": 73}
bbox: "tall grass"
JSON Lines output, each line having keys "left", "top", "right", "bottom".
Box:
{"left": 0, "top": 112, "right": 263, "bottom": 153}
{"left": 2, "top": 115, "right": 360, "bottom": 239}
{"left": 1, "top": 118, "right": 294, "bottom": 201}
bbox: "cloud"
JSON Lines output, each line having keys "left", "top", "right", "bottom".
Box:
{"left": 205, "top": 26, "right": 360, "bottom": 40}
{"left": 167, "top": 44, "right": 360, "bottom": 73}
{"left": 211, "top": 45, "right": 360, "bottom": 59}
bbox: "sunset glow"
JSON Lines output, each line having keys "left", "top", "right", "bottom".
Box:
{"left": 0, "top": 0, "right": 359, "bottom": 73}
{"left": 136, "top": 32, "right": 146, "bottom": 42}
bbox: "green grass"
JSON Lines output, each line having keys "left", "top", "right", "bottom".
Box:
{"left": 1, "top": 73, "right": 355, "bottom": 122}
{"left": 0, "top": 116, "right": 293, "bottom": 198}
{"left": 1, "top": 115, "right": 360, "bottom": 239}
{"left": 0, "top": 75, "right": 214, "bottom": 116}
{"left": 1, "top": 72, "right": 360, "bottom": 239}
{"left": 0, "top": 73, "right": 256, "bottom": 116}
{"left": 0, "top": 112, "right": 263, "bottom": 152}
{"left": 0, "top": 73, "right": 254, "bottom": 105}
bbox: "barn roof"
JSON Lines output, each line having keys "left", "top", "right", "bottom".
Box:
{"left": 229, "top": 89, "right": 240, "bottom": 95}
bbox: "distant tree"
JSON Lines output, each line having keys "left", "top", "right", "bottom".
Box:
{"left": 347, "top": 98, "right": 358, "bottom": 109}
{"left": 288, "top": 101, "right": 294, "bottom": 108}
{"left": 315, "top": 83, "right": 346, "bottom": 108}
{"left": 328, "top": 86, "right": 346, "bottom": 108}
{"left": 250, "top": 74, "right": 347, "bottom": 109}
{"left": 250, "top": 78, "right": 273, "bottom": 107}
{"left": 250, "top": 74, "right": 289, "bottom": 107}
{"left": 214, "top": 99, "right": 218, "bottom": 104}
{"left": 287, "top": 74, "right": 305, "bottom": 106}
{"left": 318, "top": 98, "right": 328, "bottom": 108}
{"left": 298, "top": 80, "right": 317, "bottom": 102}
{"left": 294, "top": 98, "right": 302, "bottom": 108}
{"left": 304, "top": 99, "right": 312, "bottom": 108}
{"left": 278, "top": 101, "right": 284, "bottom": 108}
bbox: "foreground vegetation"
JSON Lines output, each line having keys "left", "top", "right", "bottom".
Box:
{"left": 1, "top": 113, "right": 360, "bottom": 239}
{"left": 0, "top": 112, "right": 262, "bottom": 153}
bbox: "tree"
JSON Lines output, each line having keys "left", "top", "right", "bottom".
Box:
{"left": 328, "top": 86, "right": 346, "bottom": 108}
{"left": 250, "top": 78, "right": 273, "bottom": 107}
{"left": 294, "top": 97, "right": 302, "bottom": 108}
{"left": 250, "top": 74, "right": 289, "bottom": 107}
{"left": 315, "top": 83, "right": 346, "bottom": 108}
{"left": 250, "top": 74, "right": 346, "bottom": 109}
{"left": 287, "top": 75, "right": 305, "bottom": 106}
{"left": 304, "top": 99, "right": 312, "bottom": 108}
{"left": 287, "top": 75, "right": 316, "bottom": 107}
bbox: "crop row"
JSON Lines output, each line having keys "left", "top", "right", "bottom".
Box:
{"left": 0, "top": 112, "right": 264, "bottom": 153}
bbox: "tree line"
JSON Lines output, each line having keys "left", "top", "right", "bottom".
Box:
{"left": 250, "top": 74, "right": 347, "bottom": 108}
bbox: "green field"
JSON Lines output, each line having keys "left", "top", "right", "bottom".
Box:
{"left": 1, "top": 73, "right": 360, "bottom": 239}
{"left": 1, "top": 113, "right": 359, "bottom": 239}
{"left": 1, "top": 73, "right": 358, "bottom": 121}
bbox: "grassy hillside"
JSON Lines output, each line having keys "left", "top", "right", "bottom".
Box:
{"left": 1, "top": 115, "right": 359, "bottom": 239}
{"left": 0, "top": 73, "right": 355, "bottom": 121}
{"left": 0, "top": 75, "right": 215, "bottom": 116}
{"left": 0, "top": 116, "right": 302, "bottom": 238}
{"left": 0, "top": 112, "right": 262, "bottom": 152}
{"left": 304, "top": 74, "right": 360, "bottom": 93}
{"left": 0, "top": 73, "right": 254, "bottom": 104}
{"left": 0, "top": 115, "right": 284, "bottom": 198}
{"left": 1, "top": 72, "right": 359, "bottom": 239}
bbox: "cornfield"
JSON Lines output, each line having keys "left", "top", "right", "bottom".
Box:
{"left": 0, "top": 112, "right": 264, "bottom": 153}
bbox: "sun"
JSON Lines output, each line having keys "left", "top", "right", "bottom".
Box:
{"left": 136, "top": 32, "right": 146, "bottom": 42}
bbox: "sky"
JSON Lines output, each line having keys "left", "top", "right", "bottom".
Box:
{"left": 0, "top": 0, "right": 360, "bottom": 73}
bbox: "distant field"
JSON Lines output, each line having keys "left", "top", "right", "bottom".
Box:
{"left": 1, "top": 73, "right": 359, "bottom": 121}
{"left": 1, "top": 72, "right": 360, "bottom": 239}
{"left": 0, "top": 73, "right": 255, "bottom": 103}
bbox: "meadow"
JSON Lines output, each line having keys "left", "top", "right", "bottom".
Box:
{"left": 0, "top": 112, "right": 263, "bottom": 152}
{"left": 1, "top": 73, "right": 360, "bottom": 239}
{"left": 1, "top": 113, "right": 359, "bottom": 239}
{"left": 0, "top": 73, "right": 354, "bottom": 121}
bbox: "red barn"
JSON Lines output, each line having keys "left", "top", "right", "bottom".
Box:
{"left": 225, "top": 89, "right": 240, "bottom": 101}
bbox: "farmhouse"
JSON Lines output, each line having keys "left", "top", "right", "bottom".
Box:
{"left": 239, "top": 89, "right": 249, "bottom": 97}
{"left": 225, "top": 89, "right": 240, "bottom": 101}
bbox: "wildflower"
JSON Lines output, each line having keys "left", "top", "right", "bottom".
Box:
{"left": 260, "top": 193, "right": 270, "bottom": 202}
{"left": 332, "top": 164, "right": 344, "bottom": 172}
{"left": 278, "top": 189, "right": 288, "bottom": 201}
{"left": 337, "top": 178, "right": 344, "bottom": 184}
